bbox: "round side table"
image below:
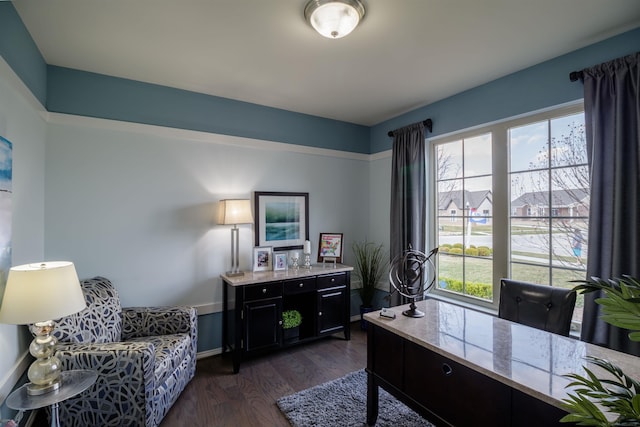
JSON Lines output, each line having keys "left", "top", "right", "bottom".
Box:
{"left": 6, "top": 369, "right": 97, "bottom": 427}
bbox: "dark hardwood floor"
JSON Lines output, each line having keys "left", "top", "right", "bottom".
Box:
{"left": 34, "top": 322, "right": 367, "bottom": 427}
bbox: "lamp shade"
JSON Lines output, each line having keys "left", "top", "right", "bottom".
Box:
{"left": 217, "top": 199, "right": 253, "bottom": 225}
{"left": 0, "top": 261, "right": 86, "bottom": 325}
{"left": 304, "top": 0, "right": 365, "bottom": 39}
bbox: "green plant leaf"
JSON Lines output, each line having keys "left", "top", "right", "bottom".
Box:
{"left": 352, "top": 240, "right": 387, "bottom": 307}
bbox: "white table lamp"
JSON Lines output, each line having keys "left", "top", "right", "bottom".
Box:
{"left": 0, "top": 261, "right": 86, "bottom": 395}
{"left": 218, "top": 199, "right": 253, "bottom": 277}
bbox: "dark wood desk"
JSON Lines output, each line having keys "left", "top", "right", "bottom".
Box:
{"left": 365, "top": 299, "right": 640, "bottom": 426}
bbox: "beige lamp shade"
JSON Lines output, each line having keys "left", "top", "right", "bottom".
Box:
{"left": 0, "top": 261, "right": 86, "bottom": 325}
{"left": 217, "top": 199, "right": 253, "bottom": 225}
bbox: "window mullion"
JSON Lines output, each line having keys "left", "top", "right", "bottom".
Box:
{"left": 492, "top": 125, "right": 509, "bottom": 309}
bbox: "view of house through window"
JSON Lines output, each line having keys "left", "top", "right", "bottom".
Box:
{"left": 433, "top": 106, "right": 588, "bottom": 326}
{"left": 509, "top": 111, "right": 588, "bottom": 324}
{"left": 436, "top": 133, "right": 493, "bottom": 301}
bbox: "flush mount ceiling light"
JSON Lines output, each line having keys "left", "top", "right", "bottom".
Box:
{"left": 304, "top": 0, "right": 365, "bottom": 39}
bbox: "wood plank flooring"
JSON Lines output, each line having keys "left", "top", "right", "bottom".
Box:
{"left": 33, "top": 322, "right": 367, "bottom": 427}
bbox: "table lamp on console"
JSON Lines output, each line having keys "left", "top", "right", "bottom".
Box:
{"left": 0, "top": 261, "right": 86, "bottom": 395}
{"left": 218, "top": 199, "right": 254, "bottom": 277}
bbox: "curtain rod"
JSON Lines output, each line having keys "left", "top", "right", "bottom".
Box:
{"left": 387, "top": 119, "right": 432, "bottom": 137}
{"left": 569, "top": 71, "right": 583, "bottom": 82}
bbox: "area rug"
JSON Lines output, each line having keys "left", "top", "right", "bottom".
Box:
{"left": 276, "top": 370, "right": 434, "bottom": 427}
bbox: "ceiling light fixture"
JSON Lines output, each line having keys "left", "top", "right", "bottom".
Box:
{"left": 304, "top": 0, "right": 365, "bottom": 39}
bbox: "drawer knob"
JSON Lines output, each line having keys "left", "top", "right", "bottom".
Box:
{"left": 299, "top": 283, "right": 304, "bottom": 288}
{"left": 262, "top": 288, "right": 267, "bottom": 294}
{"left": 442, "top": 363, "right": 453, "bottom": 376}
{"left": 331, "top": 278, "right": 335, "bottom": 282}
{"left": 318, "top": 311, "right": 323, "bottom": 316}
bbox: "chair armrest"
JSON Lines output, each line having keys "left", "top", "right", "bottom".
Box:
{"left": 121, "top": 306, "right": 197, "bottom": 341}
{"left": 55, "top": 341, "right": 155, "bottom": 393}
{"left": 54, "top": 342, "right": 155, "bottom": 426}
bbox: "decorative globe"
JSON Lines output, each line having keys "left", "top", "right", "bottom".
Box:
{"left": 389, "top": 247, "right": 438, "bottom": 317}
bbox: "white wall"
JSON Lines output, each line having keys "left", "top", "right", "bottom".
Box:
{"left": 0, "top": 59, "right": 47, "bottom": 407}
{"left": 44, "top": 115, "right": 370, "bottom": 310}
{"left": 369, "top": 152, "right": 392, "bottom": 250}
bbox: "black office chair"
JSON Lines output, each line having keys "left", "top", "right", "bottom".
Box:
{"left": 498, "top": 278, "right": 577, "bottom": 336}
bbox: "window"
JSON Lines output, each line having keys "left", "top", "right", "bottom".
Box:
{"left": 509, "top": 111, "right": 588, "bottom": 325}
{"left": 432, "top": 105, "right": 588, "bottom": 325}
{"left": 435, "top": 132, "right": 493, "bottom": 302}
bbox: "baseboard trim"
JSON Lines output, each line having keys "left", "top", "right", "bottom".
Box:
{"left": 196, "top": 348, "right": 222, "bottom": 360}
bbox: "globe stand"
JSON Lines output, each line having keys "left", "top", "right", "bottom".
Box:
{"left": 402, "top": 301, "right": 425, "bottom": 318}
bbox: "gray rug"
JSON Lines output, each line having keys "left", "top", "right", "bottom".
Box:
{"left": 276, "top": 370, "right": 434, "bottom": 427}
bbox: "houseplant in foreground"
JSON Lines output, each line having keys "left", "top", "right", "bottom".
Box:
{"left": 561, "top": 275, "right": 640, "bottom": 425}
{"left": 282, "top": 309, "right": 302, "bottom": 343}
{"left": 352, "top": 240, "right": 386, "bottom": 329}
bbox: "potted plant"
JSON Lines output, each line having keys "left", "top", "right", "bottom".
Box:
{"left": 352, "top": 240, "right": 386, "bottom": 330}
{"left": 282, "top": 309, "right": 302, "bottom": 343}
{"left": 561, "top": 275, "right": 640, "bottom": 425}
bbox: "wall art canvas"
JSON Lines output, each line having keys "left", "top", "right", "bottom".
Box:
{"left": 254, "top": 192, "right": 309, "bottom": 251}
{"left": 0, "top": 136, "right": 12, "bottom": 302}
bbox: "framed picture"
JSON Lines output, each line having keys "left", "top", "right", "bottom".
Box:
{"left": 317, "top": 233, "right": 343, "bottom": 263}
{"left": 254, "top": 191, "right": 309, "bottom": 251}
{"left": 273, "top": 251, "right": 288, "bottom": 271}
{"left": 253, "top": 246, "right": 273, "bottom": 272}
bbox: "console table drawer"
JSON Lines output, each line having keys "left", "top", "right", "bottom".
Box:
{"left": 244, "top": 282, "right": 282, "bottom": 301}
{"left": 283, "top": 277, "right": 316, "bottom": 294}
{"left": 317, "top": 273, "right": 346, "bottom": 289}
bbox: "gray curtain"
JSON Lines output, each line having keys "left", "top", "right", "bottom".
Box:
{"left": 580, "top": 52, "right": 640, "bottom": 356}
{"left": 389, "top": 122, "right": 426, "bottom": 306}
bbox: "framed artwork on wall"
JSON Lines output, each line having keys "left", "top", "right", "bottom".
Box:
{"left": 0, "top": 136, "right": 12, "bottom": 300}
{"left": 317, "top": 232, "right": 343, "bottom": 263}
{"left": 253, "top": 246, "right": 273, "bottom": 272}
{"left": 254, "top": 191, "right": 309, "bottom": 251}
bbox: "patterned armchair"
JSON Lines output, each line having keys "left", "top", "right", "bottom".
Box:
{"left": 49, "top": 276, "right": 197, "bottom": 427}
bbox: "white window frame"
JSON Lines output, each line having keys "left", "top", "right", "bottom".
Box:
{"left": 427, "top": 102, "right": 585, "bottom": 313}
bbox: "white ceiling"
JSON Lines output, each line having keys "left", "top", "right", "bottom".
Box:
{"left": 12, "top": 0, "right": 640, "bottom": 126}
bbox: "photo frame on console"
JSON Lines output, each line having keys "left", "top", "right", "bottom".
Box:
{"left": 273, "top": 251, "right": 288, "bottom": 271}
{"left": 254, "top": 191, "right": 309, "bottom": 251}
{"left": 317, "top": 232, "right": 343, "bottom": 263}
{"left": 253, "top": 246, "right": 273, "bottom": 272}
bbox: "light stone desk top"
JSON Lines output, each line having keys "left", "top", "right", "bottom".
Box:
{"left": 221, "top": 264, "right": 353, "bottom": 286}
{"left": 365, "top": 298, "right": 640, "bottom": 409}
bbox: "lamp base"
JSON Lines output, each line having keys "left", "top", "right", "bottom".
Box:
{"left": 226, "top": 270, "right": 244, "bottom": 277}
{"left": 27, "top": 378, "right": 62, "bottom": 396}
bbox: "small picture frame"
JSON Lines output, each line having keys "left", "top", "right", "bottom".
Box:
{"left": 317, "top": 233, "right": 343, "bottom": 263}
{"left": 273, "top": 251, "right": 288, "bottom": 271}
{"left": 253, "top": 246, "right": 273, "bottom": 272}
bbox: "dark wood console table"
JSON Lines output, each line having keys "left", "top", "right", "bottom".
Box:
{"left": 222, "top": 264, "right": 352, "bottom": 373}
{"left": 365, "top": 299, "right": 640, "bottom": 426}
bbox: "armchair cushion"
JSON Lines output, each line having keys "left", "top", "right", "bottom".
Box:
{"left": 50, "top": 277, "right": 197, "bottom": 427}
{"left": 128, "top": 333, "right": 191, "bottom": 386}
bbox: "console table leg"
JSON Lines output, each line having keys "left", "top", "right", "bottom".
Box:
{"left": 366, "top": 372, "right": 378, "bottom": 426}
